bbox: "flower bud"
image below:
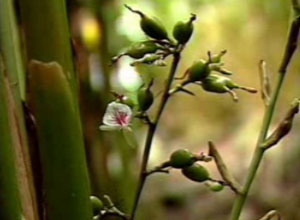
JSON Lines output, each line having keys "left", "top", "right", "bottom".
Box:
{"left": 125, "top": 5, "right": 168, "bottom": 40}
{"left": 173, "top": 14, "right": 196, "bottom": 44}
{"left": 181, "top": 163, "right": 210, "bottom": 182}
{"left": 137, "top": 87, "right": 154, "bottom": 112}
{"left": 187, "top": 59, "right": 210, "bottom": 82}
{"left": 170, "top": 149, "right": 195, "bottom": 168}
{"left": 90, "top": 196, "right": 104, "bottom": 216}
{"left": 126, "top": 41, "right": 160, "bottom": 59}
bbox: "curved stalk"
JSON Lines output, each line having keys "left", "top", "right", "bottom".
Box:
{"left": 130, "top": 52, "right": 181, "bottom": 220}
{"left": 230, "top": 1, "right": 300, "bottom": 219}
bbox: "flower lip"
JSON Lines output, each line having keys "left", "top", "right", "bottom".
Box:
{"left": 115, "top": 111, "right": 131, "bottom": 126}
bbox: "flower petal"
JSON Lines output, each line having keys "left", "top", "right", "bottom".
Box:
{"left": 102, "top": 102, "right": 132, "bottom": 126}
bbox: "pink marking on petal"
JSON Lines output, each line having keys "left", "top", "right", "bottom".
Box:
{"left": 115, "top": 111, "right": 130, "bottom": 126}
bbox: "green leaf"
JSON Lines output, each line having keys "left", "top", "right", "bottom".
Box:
{"left": 28, "top": 60, "right": 92, "bottom": 220}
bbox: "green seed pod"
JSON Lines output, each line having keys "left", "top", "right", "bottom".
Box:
{"left": 141, "top": 16, "right": 168, "bottom": 40}
{"left": 201, "top": 74, "right": 256, "bottom": 102}
{"left": 126, "top": 41, "right": 160, "bottom": 59}
{"left": 112, "top": 41, "right": 161, "bottom": 63}
{"left": 182, "top": 163, "right": 210, "bottom": 182}
{"left": 207, "top": 182, "right": 224, "bottom": 192}
{"left": 137, "top": 87, "right": 154, "bottom": 111}
{"left": 170, "top": 149, "right": 195, "bottom": 169}
{"left": 125, "top": 5, "right": 168, "bottom": 40}
{"left": 173, "top": 14, "right": 196, "bottom": 44}
{"left": 201, "top": 74, "right": 230, "bottom": 93}
{"left": 90, "top": 196, "right": 104, "bottom": 216}
{"left": 188, "top": 59, "right": 210, "bottom": 82}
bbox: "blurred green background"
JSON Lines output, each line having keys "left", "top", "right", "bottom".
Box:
{"left": 69, "top": 0, "right": 300, "bottom": 219}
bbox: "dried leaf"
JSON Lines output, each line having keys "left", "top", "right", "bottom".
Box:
{"left": 208, "top": 141, "right": 242, "bottom": 194}
{"left": 262, "top": 98, "right": 299, "bottom": 149}
{"left": 258, "top": 60, "right": 271, "bottom": 106}
{"left": 258, "top": 210, "right": 281, "bottom": 220}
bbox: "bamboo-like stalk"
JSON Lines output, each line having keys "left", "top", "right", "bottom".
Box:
{"left": 0, "top": 0, "right": 26, "bottom": 100}
{"left": 28, "top": 61, "right": 92, "bottom": 220}
{"left": 18, "top": 0, "right": 77, "bottom": 92}
{"left": 0, "top": 61, "right": 23, "bottom": 220}
{"left": 230, "top": 1, "right": 300, "bottom": 219}
{"left": 17, "top": 0, "right": 92, "bottom": 218}
{"left": 0, "top": 0, "right": 39, "bottom": 219}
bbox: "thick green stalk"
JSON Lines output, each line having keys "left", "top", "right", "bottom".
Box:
{"left": 0, "top": 61, "right": 22, "bottom": 220}
{"left": 0, "top": 0, "right": 25, "bottom": 100}
{"left": 0, "top": 0, "right": 39, "bottom": 219}
{"left": 28, "top": 61, "right": 92, "bottom": 220}
{"left": 18, "top": 0, "right": 92, "bottom": 218}
{"left": 230, "top": 1, "right": 300, "bottom": 219}
{"left": 18, "top": 0, "right": 76, "bottom": 92}
{"left": 130, "top": 53, "right": 181, "bottom": 220}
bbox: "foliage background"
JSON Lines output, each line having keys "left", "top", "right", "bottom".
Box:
{"left": 70, "top": 0, "right": 300, "bottom": 219}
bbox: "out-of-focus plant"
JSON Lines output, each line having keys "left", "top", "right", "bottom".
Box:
{"left": 98, "top": 1, "right": 300, "bottom": 220}
{"left": 0, "top": 0, "right": 94, "bottom": 219}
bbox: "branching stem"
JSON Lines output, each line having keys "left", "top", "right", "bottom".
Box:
{"left": 230, "top": 1, "right": 300, "bottom": 219}
{"left": 129, "top": 52, "right": 181, "bottom": 220}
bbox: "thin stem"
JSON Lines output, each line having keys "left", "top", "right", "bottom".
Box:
{"left": 130, "top": 52, "right": 181, "bottom": 220}
{"left": 230, "top": 74, "right": 284, "bottom": 220}
{"left": 230, "top": 1, "right": 300, "bottom": 219}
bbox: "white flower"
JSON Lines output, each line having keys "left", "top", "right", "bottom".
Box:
{"left": 99, "top": 102, "right": 132, "bottom": 131}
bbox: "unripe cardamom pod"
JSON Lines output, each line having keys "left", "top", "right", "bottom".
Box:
{"left": 173, "top": 14, "right": 196, "bottom": 44}
{"left": 170, "top": 149, "right": 195, "bottom": 169}
{"left": 181, "top": 163, "right": 210, "bottom": 182}
{"left": 137, "top": 87, "right": 154, "bottom": 111}
{"left": 125, "top": 5, "right": 168, "bottom": 40}
{"left": 201, "top": 74, "right": 256, "bottom": 102}
{"left": 188, "top": 59, "right": 210, "bottom": 82}
{"left": 201, "top": 74, "right": 232, "bottom": 93}
{"left": 126, "top": 41, "right": 160, "bottom": 59}
{"left": 141, "top": 16, "right": 168, "bottom": 40}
